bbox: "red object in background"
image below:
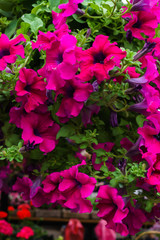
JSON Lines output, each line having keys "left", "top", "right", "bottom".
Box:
{"left": 17, "top": 208, "right": 31, "bottom": 219}
{"left": 8, "top": 206, "right": 15, "bottom": 211}
{"left": 95, "top": 219, "right": 116, "bottom": 240}
{"left": 18, "top": 203, "right": 31, "bottom": 209}
{"left": 0, "top": 211, "right": 8, "bottom": 219}
{"left": 64, "top": 219, "right": 84, "bottom": 240}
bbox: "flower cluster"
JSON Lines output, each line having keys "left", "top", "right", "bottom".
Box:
{"left": 2, "top": 0, "right": 160, "bottom": 238}
{"left": 13, "top": 162, "right": 97, "bottom": 213}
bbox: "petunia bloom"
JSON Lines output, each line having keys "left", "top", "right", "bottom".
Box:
{"left": 15, "top": 68, "right": 47, "bottom": 113}
{"left": 96, "top": 185, "right": 129, "bottom": 231}
{"left": 123, "top": 11, "right": 158, "bottom": 40}
{"left": 123, "top": 200, "right": 147, "bottom": 235}
{"left": 0, "top": 34, "right": 26, "bottom": 71}
{"left": 131, "top": 0, "right": 158, "bottom": 11}
{"left": 59, "top": 164, "right": 97, "bottom": 213}
{"left": 138, "top": 113, "right": 160, "bottom": 154}
{"left": 59, "top": 0, "right": 84, "bottom": 17}
{"left": 21, "top": 112, "right": 60, "bottom": 153}
{"left": 77, "top": 35, "right": 126, "bottom": 83}
{"left": 39, "top": 34, "right": 79, "bottom": 91}
{"left": 42, "top": 172, "right": 65, "bottom": 205}
{"left": 56, "top": 78, "right": 93, "bottom": 122}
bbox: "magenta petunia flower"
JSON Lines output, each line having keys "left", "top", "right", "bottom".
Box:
{"left": 0, "top": 34, "right": 26, "bottom": 71}
{"left": 21, "top": 112, "right": 60, "bottom": 153}
{"left": 56, "top": 78, "right": 93, "bottom": 121}
{"left": 123, "top": 200, "right": 147, "bottom": 235}
{"left": 77, "top": 35, "right": 126, "bottom": 83}
{"left": 96, "top": 185, "right": 129, "bottom": 226}
{"left": 145, "top": 153, "right": 160, "bottom": 192}
{"left": 13, "top": 177, "right": 50, "bottom": 207}
{"left": 52, "top": 11, "right": 67, "bottom": 29}
{"left": 138, "top": 113, "right": 160, "bottom": 154}
{"left": 38, "top": 34, "right": 79, "bottom": 91}
{"left": 59, "top": 164, "right": 97, "bottom": 213}
{"left": 12, "top": 177, "right": 32, "bottom": 200}
{"left": 42, "top": 172, "right": 65, "bottom": 204}
{"left": 32, "top": 31, "right": 57, "bottom": 51}
{"left": 131, "top": 0, "right": 158, "bottom": 11}
{"left": 92, "top": 142, "right": 115, "bottom": 171}
{"left": 59, "top": 0, "right": 84, "bottom": 17}
{"left": 123, "top": 11, "right": 158, "bottom": 40}
{"left": 81, "top": 104, "right": 100, "bottom": 127}
{"left": 15, "top": 68, "right": 47, "bottom": 113}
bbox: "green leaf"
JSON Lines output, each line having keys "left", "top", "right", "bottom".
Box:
{"left": 5, "top": 19, "right": 18, "bottom": 38}
{"left": 17, "top": 22, "right": 30, "bottom": 35}
{"left": 136, "top": 115, "right": 146, "bottom": 127}
{"left": 30, "top": 148, "right": 44, "bottom": 160}
{"left": 56, "top": 125, "right": 75, "bottom": 139}
{"left": 49, "top": 0, "right": 60, "bottom": 9}
{"left": 72, "top": 14, "right": 86, "bottom": 23}
{"left": 21, "top": 14, "right": 43, "bottom": 34}
{"left": 145, "top": 201, "right": 153, "bottom": 213}
{"left": 93, "top": 148, "right": 106, "bottom": 157}
{"left": 110, "top": 178, "right": 118, "bottom": 187}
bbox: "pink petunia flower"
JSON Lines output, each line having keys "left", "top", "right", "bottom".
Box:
{"left": 15, "top": 68, "right": 47, "bottom": 113}
{"left": 96, "top": 185, "right": 129, "bottom": 229}
{"left": 21, "top": 112, "right": 60, "bottom": 153}
{"left": 16, "top": 226, "right": 34, "bottom": 239}
{"left": 0, "top": 34, "right": 26, "bottom": 71}
{"left": 131, "top": 0, "right": 158, "bottom": 11}
{"left": 123, "top": 200, "right": 147, "bottom": 235}
{"left": 59, "top": 0, "right": 84, "bottom": 17}
{"left": 145, "top": 153, "right": 160, "bottom": 192}
{"left": 123, "top": 11, "right": 158, "bottom": 40}
{"left": 56, "top": 78, "right": 93, "bottom": 121}
{"left": 59, "top": 164, "right": 97, "bottom": 213}
{"left": 42, "top": 172, "right": 65, "bottom": 204}
{"left": 52, "top": 11, "right": 67, "bottom": 29}
{"left": 32, "top": 31, "right": 57, "bottom": 51}
{"left": 77, "top": 35, "right": 126, "bottom": 83}
{"left": 38, "top": 34, "right": 79, "bottom": 91}
{"left": 81, "top": 104, "right": 100, "bottom": 127}
{"left": 12, "top": 177, "right": 49, "bottom": 207}
{"left": 12, "top": 177, "right": 33, "bottom": 200}
{"left": 138, "top": 113, "right": 160, "bottom": 154}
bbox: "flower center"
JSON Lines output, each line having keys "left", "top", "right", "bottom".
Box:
{"left": 34, "top": 128, "right": 41, "bottom": 137}
{"left": 66, "top": 84, "right": 75, "bottom": 98}
{"left": 0, "top": 49, "right": 10, "bottom": 59}
{"left": 57, "top": 53, "right": 63, "bottom": 64}
{"left": 93, "top": 51, "right": 106, "bottom": 64}
{"left": 154, "top": 133, "right": 160, "bottom": 141}
{"left": 24, "top": 84, "right": 31, "bottom": 92}
{"left": 132, "top": 19, "right": 141, "bottom": 29}
{"left": 75, "top": 179, "right": 82, "bottom": 188}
